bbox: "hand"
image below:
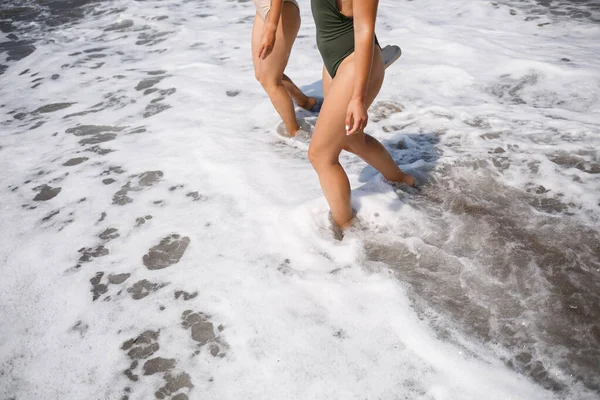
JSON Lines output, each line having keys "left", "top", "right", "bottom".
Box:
{"left": 258, "top": 27, "right": 276, "bottom": 60}
{"left": 345, "top": 98, "right": 368, "bottom": 135}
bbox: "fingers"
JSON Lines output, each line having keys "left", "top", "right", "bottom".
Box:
{"left": 258, "top": 44, "right": 273, "bottom": 60}
{"left": 346, "top": 112, "right": 367, "bottom": 135}
{"left": 345, "top": 111, "right": 353, "bottom": 135}
{"left": 263, "top": 46, "right": 272, "bottom": 59}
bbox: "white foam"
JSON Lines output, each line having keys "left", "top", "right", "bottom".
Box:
{"left": 0, "top": 0, "right": 598, "bottom": 399}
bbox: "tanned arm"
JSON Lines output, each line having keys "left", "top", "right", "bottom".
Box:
{"left": 259, "top": 0, "right": 284, "bottom": 59}
{"left": 346, "top": 0, "right": 378, "bottom": 135}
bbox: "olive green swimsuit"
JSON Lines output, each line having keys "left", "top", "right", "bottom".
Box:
{"left": 311, "top": 0, "right": 380, "bottom": 78}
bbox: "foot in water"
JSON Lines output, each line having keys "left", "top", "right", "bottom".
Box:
{"left": 276, "top": 118, "right": 313, "bottom": 138}
{"left": 386, "top": 172, "right": 421, "bottom": 195}
{"left": 308, "top": 97, "right": 324, "bottom": 113}
{"left": 299, "top": 97, "right": 324, "bottom": 114}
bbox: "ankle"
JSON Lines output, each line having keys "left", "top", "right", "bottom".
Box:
{"left": 386, "top": 171, "right": 415, "bottom": 186}
{"left": 287, "top": 123, "right": 300, "bottom": 136}
{"left": 299, "top": 97, "right": 316, "bottom": 110}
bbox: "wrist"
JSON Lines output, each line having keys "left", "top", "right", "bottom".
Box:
{"left": 265, "top": 21, "right": 278, "bottom": 33}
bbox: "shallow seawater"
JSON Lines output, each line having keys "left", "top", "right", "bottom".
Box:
{"left": 0, "top": 0, "right": 599, "bottom": 399}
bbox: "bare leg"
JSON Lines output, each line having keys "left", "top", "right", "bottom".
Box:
{"left": 309, "top": 50, "right": 414, "bottom": 228}
{"left": 282, "top": 74, "right": 317, "bottom": 110}
{"left": 252, "top": 4, "right": 316, "bottom": 135}
{"left": 321, "top": 65, "right": 332, "bottom": 99}
{"left": 344, "top": 134, "right": 415, "bottom": 185}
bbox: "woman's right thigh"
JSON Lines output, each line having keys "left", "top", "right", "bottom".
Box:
{"left": 322, "top": 65, "right": 332, "bottom": 98}
{"left": 310, "top": 50, "right": 385, "bottom": 162}
{"left": 252, "top": 4, "right": 301, "bottom": 82}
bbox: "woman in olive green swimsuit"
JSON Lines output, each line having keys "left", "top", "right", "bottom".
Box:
{"left": 309, "top": 0, "right": 416, "bottom": 229}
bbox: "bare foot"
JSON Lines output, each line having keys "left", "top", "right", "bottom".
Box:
{"left": 386, "top": 170, "right": 416, "bottom": 187}
{"left": 399, "top": 172, "right": 416, "bottom": 187}
{"left": 299, "top": 97, "right": 323, "bottom": 113}
{"left": 385, "top": 171, "right": 420, "bottom": 195}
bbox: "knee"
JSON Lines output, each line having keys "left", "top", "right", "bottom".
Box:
{"left": 308, "top": 144, "right": 335, "bottom": 170}
{"left": 255, "top": 72, "right": 282, "bottom": 92}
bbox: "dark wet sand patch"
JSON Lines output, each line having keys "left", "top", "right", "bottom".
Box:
{"left": 78, "top": 245, "right": 108, "bottom": 264}
{"left": 371, "top": 167, "right": 600, "bottom": 391}
{"left": 42, "top": 210, "right": 60, "bottom": 222}
{"left": 104, "top": 19, "right": 134, "bottom": 31}
{"left": 143, "top": 357, "right": 176, "bottom": 375}
{"left": 143, "top": 234, "right": 190, "bottom": 270}
{"left": 99, "top": 227, "right": 119, "bottom": 241}
{"left": 0, "top": 39, "right": 36, "bottom": 62}
{"left": 66, "top": 125, "right": 124, "bottom": 145}
{"left": 121, "top": 329, "right": 195, "bottom": 398}
{"left": 135, "top": 76, "right": 166, "bottom": 91}
{"left": 128, "top": 127, "right": 147, "bottom": 135}
{"left": 84, "top": 47, "right": 106, "bottom": 53}
{"left": 122, "top": 330, "right": 160, "bottom": 360}
{"left": 90, "top": 271, "right": 108, "bottom": 301}
{"left": 181, "top": 311, "right": 227, "bottom": 358}
{"left": 64, "top": 108, "right": 103, "bottom": 119}
{"left": 550, "top": 151, "right": 600, "bottom": 174}
{"left": 160, "top": 88, "right": 176, "bottom": 96}
{"left": 79, "top": 133, "right": 116, "bottom": 145}
{"left": 480, "top": 131, "right": 503, "bottom": 140}
{"left": 85, "top": 146, "right": 114, "bottom": 155}
{"left": 174, "top": 291, "right": 198, "bottom": 301}
{"left": 144, "top": 102, "right": 171, "bottom": 118}
{"left": 102, "top": 166, "right": 125, "bottom": 175}
{"left": 136, "top": 215, "right": 153, "bottom": 227}
{"left": 113, "top": 171, "right": 163, "bottom": 205}
{"left": 63, "top": 157, "right": 88, "bottom": 166}
{"left": 155, "top": 372, "right": 193, "bottom": 399}
{"left": 33, "top": 184, "right": 61, "bottom": 201}
{"left": 35, "top": 102, "right": 74, "bottom": 113}
{"left": 136, "top": 31, "right": 171, "bottom": 46}
{"left": 185, "top": 191, "right": 206, "bottom": 202}
{"left": 30, "top": 121, "right": 45, "bottom": 130}
{"left": 125, "top": 361, "right": 139, "bottom": 382}
{"left": 108, "top": 273, "right": 130, "bottom": 285}
{"left": 127, "top": 279, "right": 168, "bottom": 300}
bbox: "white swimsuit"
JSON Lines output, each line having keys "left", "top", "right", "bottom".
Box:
{"left": 253, "top": 0, "right": 299, "bottom": 20}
